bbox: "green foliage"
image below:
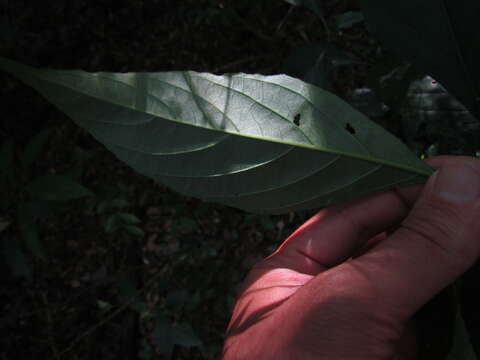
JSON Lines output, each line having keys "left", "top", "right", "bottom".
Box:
{"left": 0, "top": 128, "right": 93, "bottom": 277}
{"left": 284, "top": 0, "right": 323, "bottom": 16}
{"left": 26, "top": 174, "right": 92, "bottom": 202}
{"left": 0, "top": 58, "right": 433, "bottom": 214}
{"left": 150, "top": 316, "right": 202, "bottom": 359}
{"left": 21, "top": 128, "right": 51, "bottom": 176}
{"left": 334, "top": 11, "right": 364, "bottom": 30}
{"left": 1, "top": 1, "right": 480, "bottom": 359}
{"left": 89, "top": 187, "right": 145, "bottom": 237}
{"left": 361, "top": 0, "right": 480, "bottom": 120}
{"left": 281, "top": 41, "right": 359, "bottom": 90}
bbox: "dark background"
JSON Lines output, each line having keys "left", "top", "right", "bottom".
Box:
{"left": 1, "top": 1, "right": 478, "bottom": 359}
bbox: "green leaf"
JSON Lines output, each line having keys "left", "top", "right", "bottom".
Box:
{"left": 366, "top": 56, "right": 422, "bottom": 112}
{"left": 97, "top": 198, "right": 130, "bottom": 215}
{"left": 0, "top": 140, "right": 15, "bottom": 185}
{"left": 117, "top": 269, "right": 139, "bottom": 302}
{"left": 16, "top": 204, "right": 46, "bottom": 260}
{"left": 21, "top": 128, "right": 51, "bottom": 176}
{"left": 282, "top": 43, "right": 330, "bottom": 89}
{"left": 96, "top": 200, "right": 110, "bottom": 215}
{"left": 171, "top": 218, "right": 197, "bottom": 234}
{"left": 25, "top": 174, "right": 92, "bottom": 202}
{"left": 361, "top": 0, "right": 480, "bottom": 120}
{"left": 1, "top": 235, "right": 31, "bottom": 280}
{"left": 334, "top": 11, "right": 364, "bottom": 30}
{"left": 152, "top": 317, "right": 174, "bottom": 358}
{"left": 151, "top": 317, "right": 202, "bottom": 353}
{"left": 123, "top": 225, "right": 145, "bottom": 237}
{"left": 284, "top": 0, "right": 323, "bottom": 16}
{"left": 282, "top": 42, "right": 357, "bottom": 90}
{"left": 65, "top": 146, "right": 94, "bottom": 180}
{"left": 110, "top": 198, "right": 130, "bottom": 209}
{"left": 96, "top": 299, "right": 113, "bottom": 312}
{"left": 171, "top": 323, "right": 202, "bottom": 347}
{"left": 0, "top": 218, "right": 10, "bottom": 233}
{"left": 0, "top": 57, "right": 434, "bottom": 214}
{"left": 285, "top": 0, "right": 323, "bottom": 16}
{"left": 166, "top": 289, "right": 190, "bottom": 308}
{"left": 117, "top": 212, "right": 142, "bottom": 224}
{"left": 104, "top": 215, "right": 119, "bottom": 233}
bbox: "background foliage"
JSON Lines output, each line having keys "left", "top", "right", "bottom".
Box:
{"left": 1, "top": 0, "right": 479, "bottom": 359}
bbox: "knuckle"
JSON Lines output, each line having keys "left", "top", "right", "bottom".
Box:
{"left": 401, "top": 201, "right": 478, "bottom": 268}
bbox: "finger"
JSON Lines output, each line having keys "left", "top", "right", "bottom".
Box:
{"left": 236, "top": 193, "right": 416, "bottom": 317}
{"left": 339, "top": 157, "right": 480, "bottom": 323}
{"left": 263, "top": 188, "right": 414, "bottom": 275}
{"left": 393, "top": 155, "right": 466, "bottom": 207}
{"left": 351, "top": 231, "right": 389, "bottom": 258}
{"left": 261, "top": 155, "right": 458, "bottom": 275}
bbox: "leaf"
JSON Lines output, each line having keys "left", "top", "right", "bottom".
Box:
{"left": 348, "top": 87, "right": 389, "bottom": 120}
{"left": 366, "top": 55, "right": 423, "bottom": 112}
{"left": 334, "top": 11, "right": 364, "bottom": 30}
{"left": 123, "top": 225, "right": 145, "bottom": 237}
{"left": 0, "top": 219, "right": 10, "bottom": 233}
{"left": 104, "top": 215, "right": 119, "bottom": 233}
{"left": 116, "top": 269, "right": 141, "bottom": 305}
{"left": 16, "top": 204, "right": 46, "bottom": 260}
{"left": 152, "top": 316, "right": 174, "bottom": 359}
{"left": 96, "top": 299, "right": 113, "bottom": 312}
{"left": 24, "top": 200, "right": 55, "bottom": 222}
{"left": 0, "top": 57, "right": 434, "bottom": 214}
{"left": 26, "top": 174, "right": 92, "bottom": 202}
{"left": 283, "top": 0, "right": 323, "bottom": 16}
{"left": 17, "top": 213, "right": 46, "bottom": 260}
{"left": 1, "top": 235, "right": 31, "bottom": 280}
{"left": 117, "top": 212, "right": 142, "bottom": 224}
{"left": 97, "top": 198, "right": 129, "bottom": 214}
{"left": 446, "top": 307, "right": 478, "bottom": 359}
{"left": 166, "top": 289, "right": 190, "bottom": 308}
{"left": 110, "top": 198, "right": 130, "bottom": 209}
{"left": 282, "top": 42, "right": 358, "bottom": 90}
{"left": 65, "top": 146, "right": 94, "bottom": 180}
{"left": 171, "top": 323, "right": 202, "bottom": 347}
{"left": 0, "top": 140, "right": 15, "bottom": 186}
{"left": 151, "top": 318, "right": 202, "bottom": 354}
{"left": 360, "top": 0, "right": 480, "bottom": 120}
{"left": 401, "top": 74, "right": 480, "bottom": 156}
{"left": 283, "top": 45, "right": 331, "bottom": 89}
{"left": 21, "top": 128, "right": 51, "bottom": 176}
{"left": 171, "top": 217, "right": 197, "bottom": 234}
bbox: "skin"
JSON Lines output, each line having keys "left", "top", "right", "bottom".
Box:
{"left": 223, "top": 156, "right": 480, "bottom": 359}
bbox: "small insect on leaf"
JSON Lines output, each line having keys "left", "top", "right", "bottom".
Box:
{"left": 345, "top": 123, "right": 356, "bottom": 134}
{"left": 294, "top": 113, "right": 301, "bottom": 126}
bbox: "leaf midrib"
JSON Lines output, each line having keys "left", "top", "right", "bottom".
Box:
{"left": 4, "top": 59, "right": 433, "bottom": 177}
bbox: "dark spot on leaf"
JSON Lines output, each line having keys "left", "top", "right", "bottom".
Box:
{"left": 345, "top": 123, "right": 355, "bottom": 134}
{"left": 294, "top": 114, "right": 301, "bottom": 126}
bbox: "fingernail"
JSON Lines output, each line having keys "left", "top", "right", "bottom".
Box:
{"left": 433, "top": 165, "right": 480, "bottom": 204}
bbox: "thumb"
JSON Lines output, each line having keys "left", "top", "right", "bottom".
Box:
{"left": 349, "top": 158, "right": 480, "bottom": 321}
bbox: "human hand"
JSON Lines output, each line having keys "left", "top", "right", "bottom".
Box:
{"left": 223, "top": 156, "right": 480, "bottom": 360}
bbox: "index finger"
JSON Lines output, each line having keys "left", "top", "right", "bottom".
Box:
{"left": 260, "top": 156, "right": 456, "bottom": 275}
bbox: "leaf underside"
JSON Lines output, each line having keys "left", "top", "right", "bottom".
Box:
{"left": 0, "top": 57, "right": 433, "bottom": 214}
